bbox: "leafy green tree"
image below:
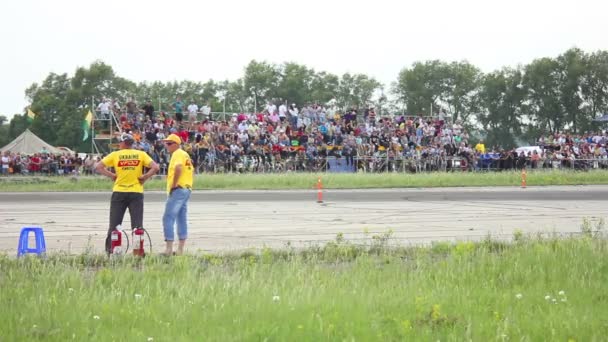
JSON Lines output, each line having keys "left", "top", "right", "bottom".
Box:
{"left": 24, "top": 72, "right": 73, "bottom": 145}
{"left": 134, "top": 81, "right": 168, "bottom": 111}
{"left": 200, "top": 80, "right": 221, "bottom": 111}
{"left": 243, "top": 60, "right": 280, "bottom": 112}
{"left": 276, "top": 62, "right": 314, "bottom": 105}
{"left": 215, "top": 79, "right": 250, "bottom": 113}
{"left": 393, "top": 60, "right": 447, "bottom": 115}
{"left": 581, "top": 50, "right": 608, "bottom": 123}
{"left": 442, "top": 61, "right": 481, "bottom": 123}
{"left": 69, "top": 60, "right": 136, "bottom": 108}
{"left": 310, "top": 71, "right": 340, "bottom": 105}
{"left": 523, "top": 57, "right": 564, "bottom": 133}
{"left": 11, "top": 62, "right": 138, "bottom": 150}
{"left": 478, "top": 67, "right": 526, "bottom": 148}
{"left": 8, "top": 114, "right": 29, "bottom": 143}
{"left": 556, "top": 48, "right": 587, "bottom": 133}
{"left": 393, "top": 60, "right": 480, "bottom": 122}
{"left": 337, "top": 73, "right": 381, "bottom": 110}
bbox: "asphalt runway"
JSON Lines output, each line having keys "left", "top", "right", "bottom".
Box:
{"left": 1, "top": 186, "right": 606, "bottom": 254}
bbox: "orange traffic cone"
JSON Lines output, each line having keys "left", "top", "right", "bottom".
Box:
{"left": 317, "top": 177, "right": 323, "bottom": 203}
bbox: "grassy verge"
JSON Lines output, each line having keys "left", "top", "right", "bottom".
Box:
{"left": 1, "top": 170, "right": 608, "bottom": 191}
{"left": 1, "top": 234, "right": 606, "bottom": 341}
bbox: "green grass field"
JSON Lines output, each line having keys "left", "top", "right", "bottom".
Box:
{"left": 1, "top": 170, "right": 608, "bottom": 191}
{"left": 1, "top": 234, "right": 607, "bottom": 341}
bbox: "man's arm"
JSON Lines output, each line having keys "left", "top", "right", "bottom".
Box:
{"left": 170, "top": 164, "right": 183, "bottom": 191}
{"left": 138, "top": 161, "right": 160, "bottom": 184}
{"left": 95, "top": 161, "right": 116, "bottom": 181}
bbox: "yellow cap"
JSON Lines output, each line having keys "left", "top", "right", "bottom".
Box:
{"left": 161, "top": 134, "right": 182, "bottom": 145}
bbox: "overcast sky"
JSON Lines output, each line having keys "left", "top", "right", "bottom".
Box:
{"left": 1, "top": 0, "right": 607, "bottom": 118}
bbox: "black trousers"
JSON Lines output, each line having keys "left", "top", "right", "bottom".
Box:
{"left": 105, "top": 192, "right": 144, "bottom": 253}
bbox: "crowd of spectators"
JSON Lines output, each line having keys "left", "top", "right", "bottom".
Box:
{"left": 93, "top": 97, "right": 482, "bottom": 173}
{"left": 1, "top": 148, "right": 96, "bottom": 176}
{"left": 3, "top": 97, "right": 608, "bottom": 176}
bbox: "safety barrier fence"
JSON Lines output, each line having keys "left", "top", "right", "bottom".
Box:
{"left": 3, "top": 153, "right": 606, "bottom": 176}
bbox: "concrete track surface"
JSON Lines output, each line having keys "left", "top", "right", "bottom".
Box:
{"left": 1, "top": 186, "right": 606, "bottom": 254}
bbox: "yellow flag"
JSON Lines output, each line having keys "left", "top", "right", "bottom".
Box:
{"left": 82, "top": 110, "right": 93, "bottom": 141}
{"left": 27, "top": 108, "right": 37, "bottom": 122}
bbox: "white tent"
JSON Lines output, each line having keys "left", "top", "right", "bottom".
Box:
{"left": 0, "top": 129, "right": 63, "bottom": 155}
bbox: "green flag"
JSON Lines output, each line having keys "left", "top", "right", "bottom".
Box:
{"left": 82, "top": 110, "right": 93, "bottom": 141}
{"left": 27, "top": 108, "right": 37, "bottom": 123}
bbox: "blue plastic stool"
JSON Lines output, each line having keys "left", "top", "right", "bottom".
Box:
{"left": 17, "top": 226, "right": 46, "bottom": 257}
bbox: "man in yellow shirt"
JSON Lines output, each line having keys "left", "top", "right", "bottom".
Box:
{"left": 95, "top": 133, "right": 160, "bottom": 254}
{"left": 161, "top": 133, "right": 194, "bottom": 255}
{"left": 475, "top": 140, "right": 486, "bottom": 154}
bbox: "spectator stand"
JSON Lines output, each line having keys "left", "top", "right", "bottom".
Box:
{"left": 93, "top": 97, "right": 123, "bottom": 155}
{"left": 12, "top": 96, "right": 608, "bottom": 176}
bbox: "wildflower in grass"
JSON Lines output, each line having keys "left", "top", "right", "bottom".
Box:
{"left": 147, "top": 338, "right": 154, "bottom": 341}
{"left": 559, "top": 290, "right": 566, "bottom": 296}
{"left": 544, "top": 295, "right": 551, "bottom": 300}
{"left": 68, "top": 288, "right": 74, "bottom": 293}
{"left": 561, "top": 298, "right": 567, "bottom": 302}
{"left": 431, "top": 304, "right": 442, "bottom": 321}
{"left": 135, "top": 294, "right": 142, "bottom": 300}
{"left": 552, "top": 298, "right": 558, "bottom": 304}
{"left": 93, "top": 315, "right": 100, "bottom": 320}
{"left": 32, "top": 324, "right": 37, "bottom": 328}
{"left": 273, "top": 295, "right": 280, "bottom": 302}
{"left": 515, "top": 293, "right": 523, "bottom": 299}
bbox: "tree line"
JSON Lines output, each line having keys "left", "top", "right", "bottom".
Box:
{"left": 1, "top": 47, "right": 607, "bottom": 151}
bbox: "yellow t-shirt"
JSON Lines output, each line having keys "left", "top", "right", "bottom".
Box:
{"left": 475, "top": 143, "right": 486, "bottom": 154}
{"left": 102, "top": 149, "right": 154, "bottom": 193}
{"left": 167, "top": 149, "right": 194, "bottom": 193}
